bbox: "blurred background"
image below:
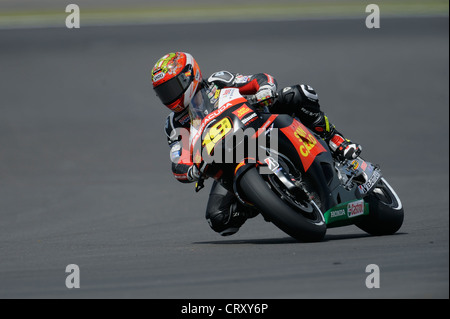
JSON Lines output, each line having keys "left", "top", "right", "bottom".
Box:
{"left": 0, "top": 0, "right": 448, "bottom": 298}
{"left": 1, "top": 0, "right": 448, "bottom": 27}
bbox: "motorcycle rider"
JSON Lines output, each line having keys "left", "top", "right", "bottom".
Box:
{"left": 152, "top": 52, "right": 362, "bottom": 236}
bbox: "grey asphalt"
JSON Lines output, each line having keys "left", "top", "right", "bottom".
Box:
{"left": 0, "top": 17, "right": 448, "bottom": 299}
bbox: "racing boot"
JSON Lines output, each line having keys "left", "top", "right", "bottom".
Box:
{"left": 206, "top": 182, "right": 259, "bottom": 236}
{"left": 219, "top": 202, "right": 259, "bottom": 236}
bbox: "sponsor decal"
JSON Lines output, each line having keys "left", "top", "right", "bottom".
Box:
{"left": 178, "top": 113, "right": 190, "bottom": 125}
{"left": 361, "top": 161, "right": 368, "bottom": 171}
{"left": 358, "top": 169, "right": 381, "bottom": 194}
{"left": 235, "top": 75, "right": 251, "bottom": 83}
{"left": 330, "top": 209, "right": 346, "bottom": 219}
{"left": 301, "top": 107, "right": 319, "bottom": 117}
{"left": 324, "top": 199, "right": 369, "bottom": 226}
{"left": 232, "top": 105, "right": 253, "bottom": 119}
{"left": 241, "top": 113, "right": 258, "bottom": 125}
{"left": 280, "top": 120, "right": 326, "bottom": 171}
{"left": 314, "top": 126, "right": 324, "bottom": 132}
{"left": 264, "top": 157, "right": 279, "bottom": 172}
{"left": 153, "top": 72, "right": 165, "bottom": 82}
{"left": 347, "top": 199, "right": 365, "bottom": 218}
{"left": 222, "top": 88, "right": 233, "bottom": 97}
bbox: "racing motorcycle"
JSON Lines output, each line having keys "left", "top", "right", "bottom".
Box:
{"left": 188, "top": 85, "right": 404, "bottom": 242}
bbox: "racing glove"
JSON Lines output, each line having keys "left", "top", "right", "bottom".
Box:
{"left": 255, "top": 85, "right": 275, "bottom": 107}
{"left": 187, "top": 165, "right": 200, "bottom": 182}
{"left": 329, "top": 133, "right": 362, "bottom": 160}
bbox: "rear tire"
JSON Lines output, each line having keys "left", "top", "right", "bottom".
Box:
{"left": 238, "top": 167, "right": 326, "bottom": 242}
{"left": 356, "top": 178, "right": 404, "bottom": 235}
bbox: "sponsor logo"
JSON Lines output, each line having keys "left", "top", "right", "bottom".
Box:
{"left": 153, "top": 72, "right": 165, "bottom": 82}
{"left": 222, "top": 88, "right": 233, "bottom": 97}
{"left": 235, "top": 75, "right": 251, "bottom": 83}
{"left": 264, "top": 157, "right": 279, "bottom": 172}
{"left": 347, "top": 200, "right": 365, "bottom": 218}
{"left": 293, "top": 124, "right": 320, "bottom": 158}
{"left": 358, "top": 169, "right": 381, "bottom": 194}
{"left": 300, "top": 107, "right": 319, "bottom": 117}
{"left": 330, "top": 209, "right": 346, "bottom": 218}
{"left": 233, "top": 105, "right": 253, "bottom": 119}
{"left": 361, "top": 161, "right": 368, "bottom": 171}
{"left": 242, "top": 113, "right": 258, "bottom": 125}
{"left": 280, "top": 120, "right": 326, "bottom": 172}
{"left": 178, "top": 113, "right": 190, "bottom": 125}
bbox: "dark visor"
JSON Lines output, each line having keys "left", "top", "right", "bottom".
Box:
{"left": 154, "top": 66, "right": 193, "bottom": 105}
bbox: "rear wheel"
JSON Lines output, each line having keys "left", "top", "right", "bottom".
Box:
{"left": 356, "top": 178, "right": 404, "bottom": 235}
{"left": 238, "top": 167, "right": 326, "bottom": 242}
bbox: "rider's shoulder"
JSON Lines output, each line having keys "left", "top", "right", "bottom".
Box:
{"left": 165, "top": 108, "right": 190, "bottom": 133}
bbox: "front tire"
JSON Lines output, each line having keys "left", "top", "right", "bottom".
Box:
{"left": 238, "top": 167, "right": 326, "bottom": 242}
{"left": 356, "top": 178, "right": 404, "bottom": 235}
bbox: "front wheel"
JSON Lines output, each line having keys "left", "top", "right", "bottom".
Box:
{"left": 356, "top": 178, "right": 404, "bottom": 235}
{"left": 238, "top": 167, "right": 326, "bottom": 242}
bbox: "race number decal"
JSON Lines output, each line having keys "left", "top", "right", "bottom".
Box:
{"left": 202, "top": 117, "right": 233, "bottom": 155}
{"left": 281, "top": 120, "right": 326, "bottom": 171}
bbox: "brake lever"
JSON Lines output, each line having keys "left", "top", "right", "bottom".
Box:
{"left": 195, "top": 176, "right": 205, "bottom": 193}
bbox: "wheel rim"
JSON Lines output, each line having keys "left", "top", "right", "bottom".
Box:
{"left": 373, "top": 178, "right": 403, "bottom": 210}
{"left": 267, "top": 174, "right": 324, "bottom": 224}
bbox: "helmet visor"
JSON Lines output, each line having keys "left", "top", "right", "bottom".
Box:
{"left": 154, "top": 66, "right": 193, "bottom": 105}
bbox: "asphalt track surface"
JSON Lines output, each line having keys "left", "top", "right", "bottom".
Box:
{"left": 0, "top": 17, "right": 448, "bottom": 299}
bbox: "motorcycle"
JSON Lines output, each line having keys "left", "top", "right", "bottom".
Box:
{"left": 187, "top": 84, "right": 404, "bottom": 242}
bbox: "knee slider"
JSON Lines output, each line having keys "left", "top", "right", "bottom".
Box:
{"left": 207, "top": 211, "right": 230, "bottom": 233}
{"left": 206, "top": 203, "right": 247, "bottom": 235}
